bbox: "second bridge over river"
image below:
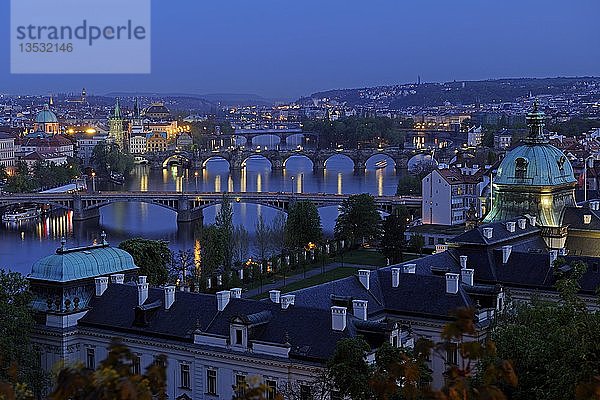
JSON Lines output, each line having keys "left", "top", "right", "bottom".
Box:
{"left": 0, "top": 191, "right": 422, "bottom": 223}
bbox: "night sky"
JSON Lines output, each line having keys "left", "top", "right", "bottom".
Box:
{"left": 1, "top": 0, "right": 599, "bottom": 99}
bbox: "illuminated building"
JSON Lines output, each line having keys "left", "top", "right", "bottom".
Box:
{"left": 109, "top": 98, "right": 126, "bottom": 150}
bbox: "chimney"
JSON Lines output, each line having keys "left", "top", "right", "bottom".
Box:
{"left": 445, "top": 273, "right": 459, "bottom": 294}
{"left": 482, "top": 227, "right": 493, "bottom": 239}
{"left": 137, "top": 276, "right": 148, "bottom": 306}
{"left": 164, "top": 285, "right": 175, "bottom": 310}
{"left": 460, "top": 255, "right": 468, "bottom": 269}
{"left": 358, "top": 270, "right": 370, "bottom": 290}
{"left": 517, "top": 218, "right": 527, "bottom": 230}
{"left": 403, "top": 264, "right": 416, "bottom": 274}
{"left": 352, "top": 300, "right": 368, "bottom": 321}
{"left": 549, "top": 249, "right": 558, "bottom": 267}
{"left": 502, "top": 245, "right": 512, "bottom": 264}
{"left": 461, "top": 268, "right": 474, "bottom": 286}
{"left": 230, "top": 288, "right": 242, "bottom": 299}
{"left": 95, "top": 276, "right": 108, "bottom": 296}
{"left": 391, "top": 267, "right": 401, "bottom": 287}
{"left": 331, "top": 306, "right": 347, "bottom": 331}
{"left": 110, "top": 273, "right": 124, "bottom": 284}
{"left": 269, "top": 290, "right": 281, "bottom": 303}
{"left": 281, "top": 294, "right": 295, "bottom": 309}
{"left": 506, "top": 221, "right": 516, "bottom": 233}
{"left": 527, "top": 215, "right": 537, "bottom": 226}
{"left": 216, "top": 290, "right": 230, "bottom": 311}
{"left": 584, "top": 214, "right": 592, "bottom": 224}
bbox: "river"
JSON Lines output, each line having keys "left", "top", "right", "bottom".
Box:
{"left": 1, "top": 153, "right": 401, "bottom": 275}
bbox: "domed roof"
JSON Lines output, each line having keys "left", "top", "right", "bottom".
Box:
{"left": 29, "top": 242, "right": 137, "bottom": 283}
{"left": 495, "top": 102, "right": 576, "bottom": 187}
{"left": 35, "top": 104, "right": 58, "bottom": 123}
{"left": 495, "top": 143, "right": 576, "bottom": 186}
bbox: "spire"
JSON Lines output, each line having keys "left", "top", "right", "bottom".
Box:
{"left": 49, "top": 96, "right": 54, "bottom": 106}
{"left": 133, "top": 97, "right": 140, "bottom": 119}
{"left": 525, "top": 100, "right": 547, "bottom": 144}
{"left": 112, "top": 97, "right": 122, "bottom": 119}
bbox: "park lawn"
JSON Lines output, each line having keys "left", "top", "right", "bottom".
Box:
{"left": 252, "top": 267, "right": 357, "bottom": 300}
{"left": 333, "top": 248, "right": 388, "bottom": 266}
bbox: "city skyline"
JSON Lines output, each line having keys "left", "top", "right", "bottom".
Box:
{"left": 2, "top": 0, "right": 599, "bottom": 98}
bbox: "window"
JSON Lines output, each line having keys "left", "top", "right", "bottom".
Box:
{"left": 265, "top": 379, "right": 277, "bottom": 400}
{"left": 132, "top": 354, "right": 141, "bottom": 375}
{"left": 515, "top": 157, "right": 528, "bottom": 179}
{"left": 86, "top": 348, "right": 95, "bottom": 370}
{"left": 180, "top": 363, "right": 190, "bottom": 389}
{"left": 428, "top": 237, "right": 434, "bottom": 245}
{"left": 206, "top": 369, "right": 217, "bottom": 395}
{"left": 154, "top": 355, "right": 166, "bottom": 368}
{"left": 235, "top": 329, "right": 243, "bottom": 345}
{"left": 300, "top": 384, "right": 312, "bottom": 400}
{"left": 235, "top": 374, "right": 246, "bottom": 397}
{"left": 446, "top": 343, "right": 458, "bottom": 365}
{"left": 391, "top": 335, "right": 398, "bottom": 348}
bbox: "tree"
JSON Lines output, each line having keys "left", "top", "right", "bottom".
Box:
{"left": 233, "top": 225, "right": 250, "bottom": 264}
{"left": 396, "top": 174, "right": 422, "bottom": 196}
{"left": 118, "top": 239, "right": 171, "bottom": 285}
{"left": 215, "top": 195, "right": 234, "bottom": 272}
{"left": 255, "top": 215, "right": 271, "bottom": 261}
{"left": 0, "top": 270, "right": 45, "bottom": 396}
{"left": 51, "top": 339, "right": 167, "bottom": 400}
{"left": 0, "top": 164, "right": 7, "bottom": 181}
{"left": 381, "top": 207, "right": 409, "bottom": 263}
{"left": 334, "top": 194, "right": 382, "bottom": 246}
{"left": 91, "top": 142, "right": 134, "bottom": 177}
{"left": 5, "top": 162, "right": 36, "bottom": 193}
{"left": 200, "top": 224, "right": 225, "bottom": 282}
{"left": 409, "top": 234, "right": 425, "bottom": 255}
{"left": 285, "top": 201, "right": 322, "bottom": 249}
{"left": 327, "top": 338, "right": 373, "bottom": 400}
{"left": 270, "top": 213, "right": 287, "bottom": 255}
{"left": 492, "top": 259, "right": 600, "bottom": 400}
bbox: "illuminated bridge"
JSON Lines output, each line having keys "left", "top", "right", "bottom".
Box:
{"left": 0, "top": 191, "right": 422, "bottom": 223}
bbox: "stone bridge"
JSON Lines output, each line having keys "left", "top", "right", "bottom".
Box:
{"left": 0, "top": 191, "right": 421, "bottom": 223}
{"left": 146, "top": 148, "right": 429, "bottom": 174}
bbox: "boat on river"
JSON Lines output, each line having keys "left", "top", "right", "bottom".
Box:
{"left": 2, "top": 206, "right": 41, "bottom": 223}
{"left": 375, "top": 160, "right": 388, "bottom": 169}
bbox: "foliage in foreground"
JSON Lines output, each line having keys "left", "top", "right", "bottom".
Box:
{"left": 50, "top": 339, "right": 167, "bottom": 400}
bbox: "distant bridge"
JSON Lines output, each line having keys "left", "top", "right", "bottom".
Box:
{"left": 0, "top": 191, "right": 422, "bottom": 223}
{"left": 145, "top": 147, "right": 431, "bottom": 173}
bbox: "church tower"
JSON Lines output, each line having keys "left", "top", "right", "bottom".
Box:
{"left": 483, "top": 102, "right": 577, "bottom": 248}
{"left": 109, "top": 98, "right": 126, "bottom": 150}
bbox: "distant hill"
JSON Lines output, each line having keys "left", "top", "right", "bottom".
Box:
{"left": 104, "top": 92, "right": 283, "bottom": 108}
{"left": 302, "top": 77, "right": 600, "bottom": 108}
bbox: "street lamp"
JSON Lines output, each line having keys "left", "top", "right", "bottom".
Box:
{"left": 290, "top": 175, "right": 295, "bottom": 195}
{"left": 194, "top": 171, "right": 199, "bottom": 192}
{"left": 91, "top": 171, "right": 96, "bottom": 192}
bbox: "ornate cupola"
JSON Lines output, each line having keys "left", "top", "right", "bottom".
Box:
{"left": 483, "top": 102, "right": 576, "bottom": 247}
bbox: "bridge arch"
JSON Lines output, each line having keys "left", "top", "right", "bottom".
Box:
{"left": 365, "top": 153, "right": 396, "bottom": 169}
{"left": 241, "top": 154, "right": 273, "bottom": 170}
{"left": 162, "top": 154, "right": 192, "bottom": 168}
{"left": 282, "top": 153, "right": 314, "bottom": 169}
{"left": 250, "top": 134, "right": 281, "bottom": 149}
{"left": 202, "top": 155, "right": 231, "bottom": 169}
{"left": 323, "top": 153, "right": 355, "bottom": 170}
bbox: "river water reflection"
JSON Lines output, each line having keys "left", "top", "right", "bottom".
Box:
{"left": 1, "top": 154, "right": 400, "bottom": 274}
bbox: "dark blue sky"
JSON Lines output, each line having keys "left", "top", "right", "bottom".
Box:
{"left": 2, "top": 0, "right": 599, "bottom": 99}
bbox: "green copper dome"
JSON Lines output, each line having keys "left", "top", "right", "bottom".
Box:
{"left": 35, "top": 105, "right": 58, "bottom": 123}
{"left": 29, "top": 243, "right": 137, "bottom": 283}
{"left": 495, "top": 143, "right": 576, "bottom": 186}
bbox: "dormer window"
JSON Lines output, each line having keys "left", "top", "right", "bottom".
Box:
{"left": 230, "top": 318, "right": 248, "bottom": 349}
{"left": 515, "top": 157, "right": 528, "bottom": 179}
